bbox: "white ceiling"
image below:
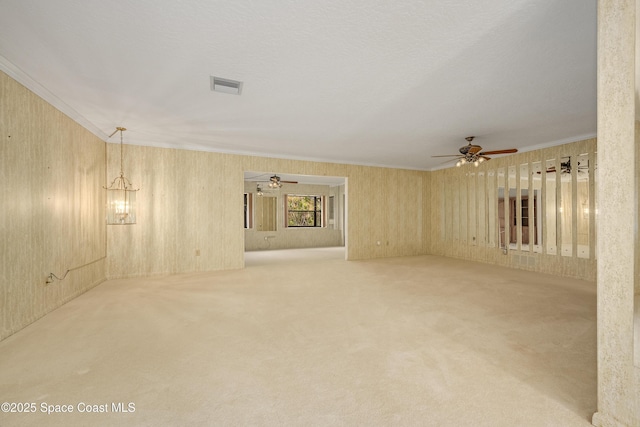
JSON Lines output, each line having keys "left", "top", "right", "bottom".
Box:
{"left": 0, "top": 0, "right": 597, "bottom": 171}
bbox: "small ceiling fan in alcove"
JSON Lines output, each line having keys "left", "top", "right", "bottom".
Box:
{"left": 267, "top": 174, "right": 298, "bottom": 188}
{"left": 245, "top": 173, "right": 298, "bottom": 189}
{"left": 432, "top": 136, "right": 518, "bottom": 167}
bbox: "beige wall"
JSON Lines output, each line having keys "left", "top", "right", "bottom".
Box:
{"left": 105, "top": 146, "right": 245, "bottom": 278}
{"left": 0, "top": 71, "right": 106, "bottom": 341}
{"left": 636, "top": 122, "right": 640, "bottom": 369}
{"left": 593, "top": 1, "right": 639, "bottom": 425}
{"left": 429, "top": 138, "right": 597, "bottom": 282}
{"left": 244, "top": 182, "right": 344, "bottom": 251}
{"left": 106, "top": 146, "right": 429, "bottom": 278}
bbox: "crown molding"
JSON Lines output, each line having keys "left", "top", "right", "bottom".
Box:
{"left": 0, "top": 54, "right": 108, "bottom": 140}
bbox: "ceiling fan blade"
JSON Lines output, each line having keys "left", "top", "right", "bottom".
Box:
{"left": 480, "top": 155, "right": 491, "bottom": 161}
{"left": 535, "top": 167, "right": 559, "bottom": 174}
{"left": 437, "top": 158, "right": 460, "bottom": 165}
{"left": 478, "top": 149, "right": 518, "bottom": 155}
{"left": 432, "top": 154, "right": 463, "bottom": 158}
{"left": 280, "top": 180, "right": 298, "bottom": 184}
{"left": 467, "top": 145, "right": 482, "bottom": 154}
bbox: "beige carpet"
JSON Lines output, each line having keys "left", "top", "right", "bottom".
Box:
{"left": 0, "top": 250, "right": 596, "bottom": 426}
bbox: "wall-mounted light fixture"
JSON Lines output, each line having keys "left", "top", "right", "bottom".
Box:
{"left": 104, "top": 127, "right": 138, "bottom": 224}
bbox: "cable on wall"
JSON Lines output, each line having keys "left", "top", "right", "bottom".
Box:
{"left": 45, "top": 256, "right": 106, "bottom": 284}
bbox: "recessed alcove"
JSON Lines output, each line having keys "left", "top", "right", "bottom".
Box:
{"left": 243, "top": 172, "right": 347, "bottom": 254}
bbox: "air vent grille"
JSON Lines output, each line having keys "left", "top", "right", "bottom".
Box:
{"left": 211, "top": 76, "right": 243, "bottom": 95}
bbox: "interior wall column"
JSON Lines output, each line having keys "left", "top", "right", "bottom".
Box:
{"left": 592, "top": 0, "right": 638, "bottom": 426}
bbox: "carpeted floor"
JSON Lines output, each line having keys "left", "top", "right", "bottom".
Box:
{"left": 0, "top": 249, "right": 596, "bottom": 426}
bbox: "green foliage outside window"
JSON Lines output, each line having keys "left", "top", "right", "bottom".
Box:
{"left": 287, "top": 195, "right": 322, "bottom": 227}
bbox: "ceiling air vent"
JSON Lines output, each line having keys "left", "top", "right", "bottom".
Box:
{"left": 211, "top": 76, "right": 243, "bottom": 95}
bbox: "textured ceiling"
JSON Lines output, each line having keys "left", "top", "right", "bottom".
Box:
{"left": 0, "top": 0, "right": 597, "bottom": 170}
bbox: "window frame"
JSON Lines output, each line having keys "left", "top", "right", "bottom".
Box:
{"left": 285, "top": 194, "right": 324, "bottom": 228}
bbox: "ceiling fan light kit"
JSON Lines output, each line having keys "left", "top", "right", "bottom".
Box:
{"left": 268, "top": 175, "right": 283, "bottom": 188}
{"left": 456, "top": 156, "right": 486, "bottom": 168}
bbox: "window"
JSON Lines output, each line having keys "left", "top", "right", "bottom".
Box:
{"left": 286, "top": 195, "right": 323, "bottom": 227}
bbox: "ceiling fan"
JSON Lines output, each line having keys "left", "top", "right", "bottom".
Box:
{"left": 245, "top": 173, "right": 298, "bottom": 188}
{"left": 538, "top": 158, "right": 589, "bottom": 175}
{"left": 433, "top": 136, "right": 518, "bottom": 167}
{"left": 267, "top": 174, "right": 298, "bottom": 188}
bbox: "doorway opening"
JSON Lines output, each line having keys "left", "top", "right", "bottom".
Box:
{"left": 243, "top": 172, "right": 347, "bottom": 263}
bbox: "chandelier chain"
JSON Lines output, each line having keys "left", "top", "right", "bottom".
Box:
{"left": 117, "top": 126, "right": 126, "bottom": 177}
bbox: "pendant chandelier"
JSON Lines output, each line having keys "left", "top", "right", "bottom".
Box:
{"left": 104, "top": 127, "right": 138, "bottom": 224}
